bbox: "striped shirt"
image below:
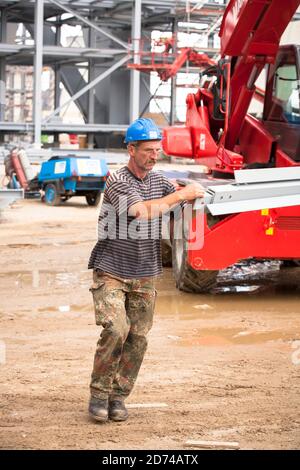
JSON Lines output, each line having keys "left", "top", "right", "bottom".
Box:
{"left": 88, "top": 166, "right": 178, "bottom": 278}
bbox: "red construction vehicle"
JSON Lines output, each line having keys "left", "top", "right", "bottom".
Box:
{"left": 161, "top": 0, "right": 300, "bottom": 292}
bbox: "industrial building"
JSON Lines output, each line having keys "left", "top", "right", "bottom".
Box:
{"left": 0, "top": 0, "right": 227, "bottom": 151}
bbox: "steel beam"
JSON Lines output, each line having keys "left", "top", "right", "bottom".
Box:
{"left": 33, "top": 0, "right": 44, "bottom": 147}
{"left": 0, "top": 8, "right": 7, "bottom": 123}
{"left": 235, "top": 167, "right": 300, "bottom": 184}
{"left": 0, "top": 121, "right": 128, "bottom": 132}
{"left": 49, "top": 0, "right": 130, "bottom": 50}
{"left": 0, "top": 42, "right": 126, "bottom": 59}
{"left": 193, "top": 168, "right": 300, "bottom": 215}
{"left": 54, "top": 18, "right": 61, "bottom": 110}
{"left": 43, "top": 55, "right": 129, "bottom": 124}
{"left": 53, "top": 16, "right": 61, "bottom": 144}
{"left": 130, "top": 0, "right": 141, "bottom": 122}
{"left": 88, "top": 22, "right": 96, "bottom": 148}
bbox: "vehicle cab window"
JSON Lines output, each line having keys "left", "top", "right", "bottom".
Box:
{"left": 273, "top": 63, "right": 300, "bottom": 123}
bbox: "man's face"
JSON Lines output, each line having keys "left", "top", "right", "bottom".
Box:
{"left": 128, "top": 140, "right": 162, "bottom": 172}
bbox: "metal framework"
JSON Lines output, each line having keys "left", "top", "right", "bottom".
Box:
{"left": 0, "top": 0, "right": 228, "bottom": 147}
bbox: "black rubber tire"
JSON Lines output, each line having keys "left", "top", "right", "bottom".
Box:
{"left": 44, "top": 183, "right": 61, "bottom": 206}
{"left": 86, "top": 192, "right": 101, "bottom": 206}
{"left": 161, "top": 240, "right": 173, "bottom": 267}
{"left": 172, "top": 215, "right": 218, "bottom": 293}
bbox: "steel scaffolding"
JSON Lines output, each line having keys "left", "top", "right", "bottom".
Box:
{"left": 0, "top": 0, "right": 228, "bottom": 147}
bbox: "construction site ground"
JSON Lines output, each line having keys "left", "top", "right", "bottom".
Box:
{"left": 0, "top": 191, "right": 300, "bottom": 450}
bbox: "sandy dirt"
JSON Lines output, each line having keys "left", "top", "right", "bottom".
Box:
{"left": 0, "top": 197, "right": 300, "bottom": 450}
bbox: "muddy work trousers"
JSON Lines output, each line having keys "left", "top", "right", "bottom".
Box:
{"left": 89, "top": 271, "right": 156, "bottom": 400}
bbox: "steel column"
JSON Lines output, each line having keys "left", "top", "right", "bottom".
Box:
{"left": 33, "top": 0, "right": 44, "bottom": 147}
{"left": 0, "top": 8, "right": 7, "bottom": 123}
{"left": 54, "top": 17, "right": 61, "bottom": 110}
{"left": 88, "top": 21, "right": 96, "bottom": 148}
{"left": 130, "top": 0, "right": 142, "bottom": 122}
{"left": 54, "top": 16, "right": 61, "bottom": 145}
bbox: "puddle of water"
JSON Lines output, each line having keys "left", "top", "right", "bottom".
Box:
{"left": 156, "top": 290, "right": 300, "bottom": 320}
{"left": 0, "top": 269, "right": 91, "bottom": 289}
{"left": 1, "top": 265, "right": 300, "bottom": 322}
{"left": 37, "top": 303, "right": 90, "bottom": 314}
{"left": 178, "top": 327, "right": 299, "bottom": 347}
{"left": 156, "top": 295, "right": 218, "bottom": 320}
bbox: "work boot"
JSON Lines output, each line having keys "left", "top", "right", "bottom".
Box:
{"left": 109, "top": 399, "right": 128, "bottom": 422}
{"left": 88, "top": 397, "right": 108, "bottom": 423}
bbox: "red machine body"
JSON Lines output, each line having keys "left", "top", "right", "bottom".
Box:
{"left": 161, "top": 0, "right": 300, "bottom": 290}
{"left": 188, "top": 207, "right": 300, "bottom": 271}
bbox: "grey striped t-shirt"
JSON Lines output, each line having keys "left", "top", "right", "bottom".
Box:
{"left": 88, "top": 166, "right": 178, "bottom": 278}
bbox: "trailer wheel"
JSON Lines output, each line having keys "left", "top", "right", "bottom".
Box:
{"left": 44, "top": 183, "right": 61, "bottom": 206}
{"left": 86, "top": 192, "right": 101, "bottom": 206}
{"left": 172, "top": 215, "right": 218, "bottom": 293}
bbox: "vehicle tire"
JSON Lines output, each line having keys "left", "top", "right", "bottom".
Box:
{"left": 161, "top": 239, "right": 173, "bottom": 267}
{"left": 44, "top": 183, "right": 61, "bottom": 206}
{"left": 86, "top": 192, "right": 101, "bottom": 206}
{"left": 172, "top": 214, "right": 218, "bottom": 293}
{"left": 172, "top": 237, "right": 218, "bottom": 293}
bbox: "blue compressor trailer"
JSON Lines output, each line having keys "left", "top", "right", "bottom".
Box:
{"left": 34, "top": 155, "right": 109, "bottom": 206}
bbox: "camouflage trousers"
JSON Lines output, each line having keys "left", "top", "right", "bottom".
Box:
{"left": 89, "top": 270, "right": 156, "bottom": 400}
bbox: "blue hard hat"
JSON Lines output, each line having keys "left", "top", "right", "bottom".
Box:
{"left": 124, "top": 118, "right": 162, "bottom": 143}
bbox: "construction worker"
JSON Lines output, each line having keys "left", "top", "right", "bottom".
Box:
{"left": 88, "top": 118, "right": 204, "bottom": 423}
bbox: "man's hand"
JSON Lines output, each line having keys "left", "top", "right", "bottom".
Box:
{"left": 128, "top": 183, "right": 205, "bottom": 220}
{"left": 177, "top": 183, "right": 205, "bottom": 202}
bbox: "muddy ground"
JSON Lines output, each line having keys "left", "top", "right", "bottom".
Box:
{"left": 0, "top": 196, "right": 300, "bottom": 450}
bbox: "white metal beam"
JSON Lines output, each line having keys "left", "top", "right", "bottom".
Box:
{"left": 193, "top": 168, "right": 300, "bottom": 215}
{"left": 235, "top": 167, "right": 300, "bottom": 184}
